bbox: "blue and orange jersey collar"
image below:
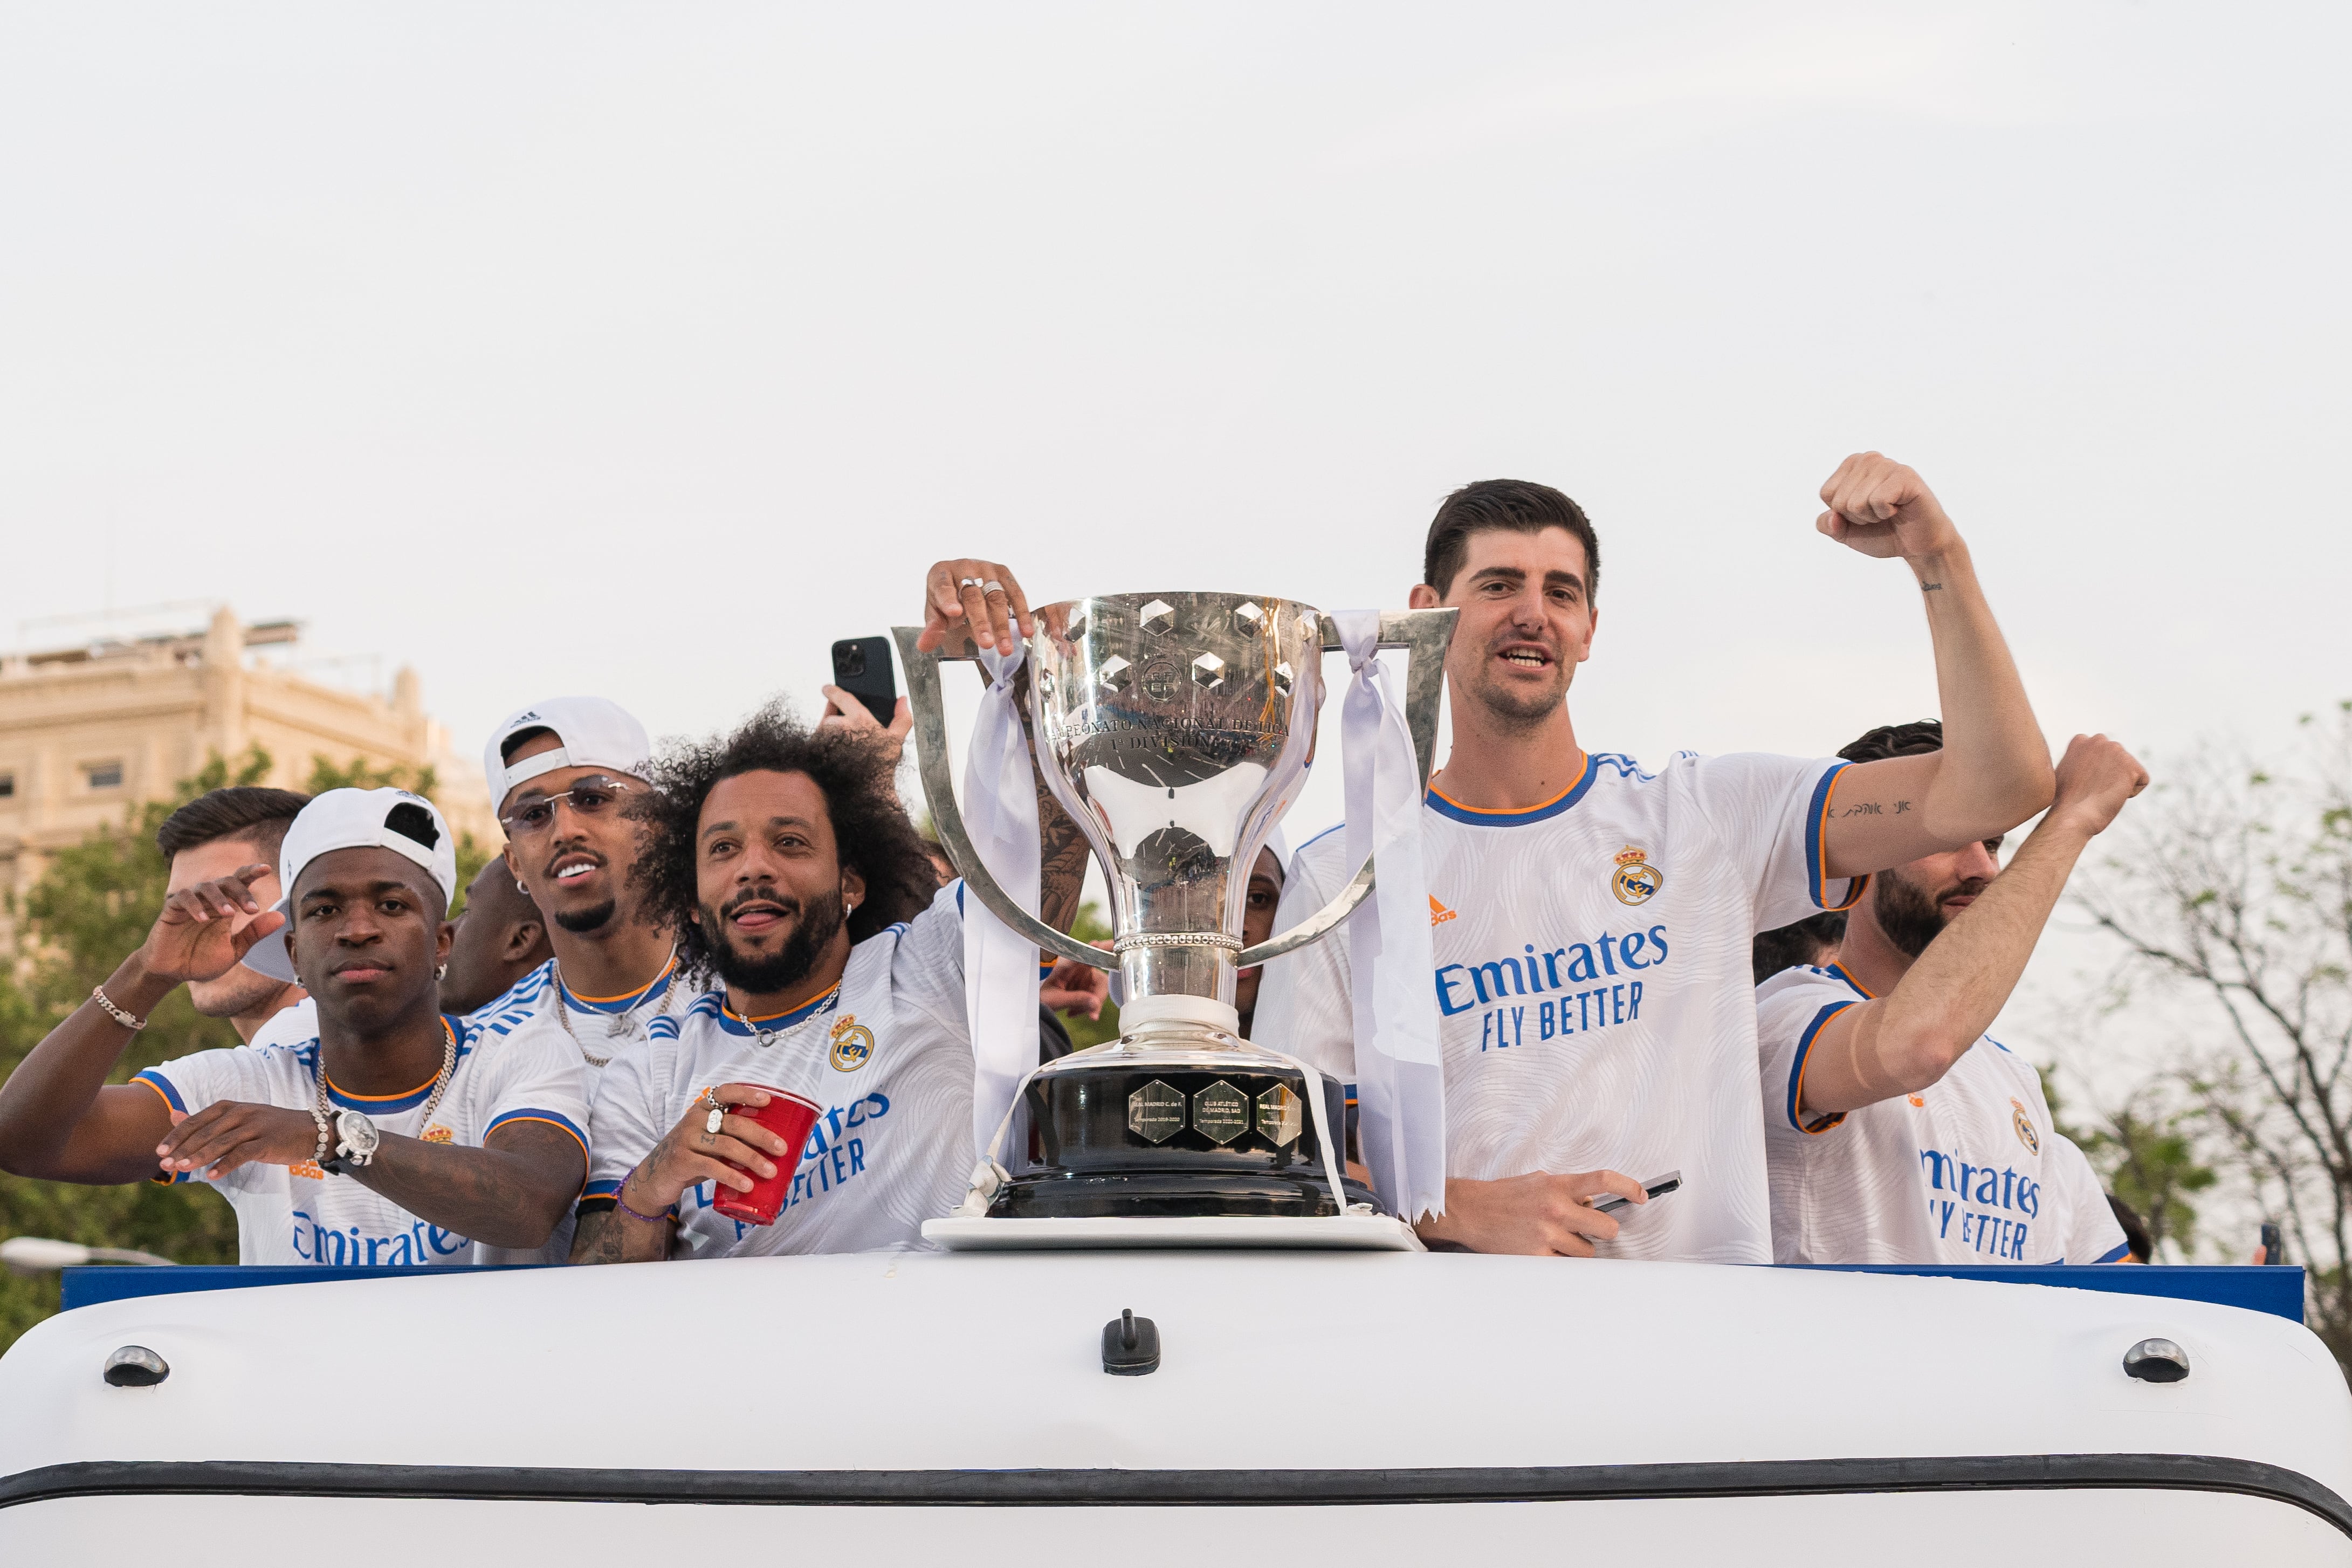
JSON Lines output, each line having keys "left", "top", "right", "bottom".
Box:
{"left": 311, "top": 1017, "right": 467, "bottom": 1112}
{"left": 559, "top": 952, "right": 679, "bottom": 1015}
{"left": 1424, "top": 752, "right": 1597, "bottom": 827}
{"left": 1824, "top": 961, "right": 1877, "bottom": 1000}
{"left": 716, "top": 979, "right": 842, "bottom": 1037}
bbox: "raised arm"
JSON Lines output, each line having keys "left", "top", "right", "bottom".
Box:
{"left": 1812, "top": 455, "right": 2055, "bottom": 879}
{"left": 0, "top": 865, "right": 280, "bottom": 1183}
{"left": 918, "top": 555, "right": 1089, "bottom": 936}
{"left": 1797, "top": 735, "right": 2145, "bottom": 1118}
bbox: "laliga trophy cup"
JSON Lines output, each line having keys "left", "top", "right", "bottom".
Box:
{"left": 896, "top": 594, "right": 1454, "bottom": 1244}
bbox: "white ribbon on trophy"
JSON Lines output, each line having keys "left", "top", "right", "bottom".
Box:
{"left": 1334, "top": 609, "right": 1447, "bottom": 1224}
{"left": 959, "top": 618, "right": 1043, "bottom": 1167}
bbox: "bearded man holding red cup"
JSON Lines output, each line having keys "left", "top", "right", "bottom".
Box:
{"left": 572, "top": 562, "right": 1089, "bottom": 1262}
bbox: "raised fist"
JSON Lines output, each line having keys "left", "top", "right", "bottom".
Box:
{"left": 1817, "top": 452, "right": 1958, "bottom": 561}
{"left": 2046, "top": 733, "right": 2149, "bottom": 838}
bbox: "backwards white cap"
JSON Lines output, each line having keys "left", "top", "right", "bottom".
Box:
{"left": 482, "top": 696, "right": 652, "bottom": 816}
{"left": 242, "top": 788, "right": 460, "bottom": 985}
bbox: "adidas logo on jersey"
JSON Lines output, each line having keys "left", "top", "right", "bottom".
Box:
{"left": 1429, "top": 896, "right": 1457, "bottom": 926}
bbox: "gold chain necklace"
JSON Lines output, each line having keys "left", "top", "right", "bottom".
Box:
{"left": 552, "top": 956, "right": 677, "bottom": 1068}
{"left": 313, "top": 1017, "right": 459, "bottom": 1164}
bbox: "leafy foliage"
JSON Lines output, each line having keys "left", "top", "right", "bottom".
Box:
{"left": 0, "top": 747, "right": 483, "bottom": 1353}
{"left": 2074, "top": 700, "right": 2352, "bottom": 1363}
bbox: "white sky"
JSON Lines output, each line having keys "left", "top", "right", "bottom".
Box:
{"left": 3, "top": 3, "right": 2347, "bottom": 1138}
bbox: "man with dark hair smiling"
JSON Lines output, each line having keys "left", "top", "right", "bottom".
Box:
{"left": 576, "top": 575, "right": 1088, "bottom": 1261}
{"left": 1756, "top": 720, "right": 2144, "bottom": 1266}
{"left": 154, "top": 785, "right": 313, "bottom": 1045}
{"left": 1256, "top": 455, "right": 2059, "bottom": 1261}
{"left": 482, "top": 698, "right": 685, "bottom": 1058}
{"left": 0, "top": 789, "right": 589, "bottom": 1266}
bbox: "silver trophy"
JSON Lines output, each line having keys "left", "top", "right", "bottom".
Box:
{"left": 896, "top": 594, "right": 1453, "bottom": 1229}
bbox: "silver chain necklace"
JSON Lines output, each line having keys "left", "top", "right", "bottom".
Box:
{"left": 313, "top": 1017, "right": 458, "bottom": 1166}
{"left": 553, "top": 955, "right": 677, "bottom": 1068}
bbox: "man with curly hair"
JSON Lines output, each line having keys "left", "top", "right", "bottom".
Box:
{"left": 573, "top": 579, "right": 1088, "bottom": 1259}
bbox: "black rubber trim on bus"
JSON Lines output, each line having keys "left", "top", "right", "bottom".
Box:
{"left": 1, "top": 1453, "right": 2346, "bottom": 1537}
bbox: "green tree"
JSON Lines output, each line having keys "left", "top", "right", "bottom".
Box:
{"left": 1060, "top": 900, "right": 1122, "bottom": 1050}
{"left": 2042, "top": 1065, "right": 2217, "bottom": 1260}
{"left": 2074, "top": 701, "right": 2352, "bottom": 1365}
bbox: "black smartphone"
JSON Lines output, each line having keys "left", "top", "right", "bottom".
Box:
{"left": 2261, "top": 1221, "right": 2285, "bottom": 1266}
{"left": 831, "top": 637, "right": 897, "bottom": 726}
{"left": 1594, "top": 1170, "right": 1682, "bottom": 1215}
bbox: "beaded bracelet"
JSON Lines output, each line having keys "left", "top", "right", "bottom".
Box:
{"left": 613, "top": 1165, "right": 676, "bottom": 1225}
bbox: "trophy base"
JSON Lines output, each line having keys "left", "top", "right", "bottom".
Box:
{"left": 923, "top": 1212, "right": 1423, "bottom": 1252}
{"left": 984, "top": 1164, "right": 1381, "bottom": 1220}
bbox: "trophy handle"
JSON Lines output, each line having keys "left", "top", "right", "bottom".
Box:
{"left": 1233, "top": 606, "right": 1456, "bottom": 968}
{"left": 892, "top": 625, "right": 1119, "bottom": 972}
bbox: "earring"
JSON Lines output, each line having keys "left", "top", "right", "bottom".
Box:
{"left": 436, "top": 964, "right": 448, "bottom": 981}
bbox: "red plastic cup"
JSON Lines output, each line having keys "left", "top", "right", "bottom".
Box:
{"left": 710, "top": 1083, "right": 822, "bottom": 1227}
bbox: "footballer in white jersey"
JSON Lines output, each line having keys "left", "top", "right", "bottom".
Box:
{"left": 586, "top": 884, "right": 975, "bottom": 1257}
{"left": 469, "top": 954, "right": 692, "bottom": 1265}
{"left": 1254, "top": 455, "right": 2058, "bottom": 1256}
{"left": 1257, "top": 751, "right": 1867, "bottom": 1263}
{"left": 1757, "top": 962, "right": 2129, "bottom": 1265}
{"left": 135, "top": 1002, "right": 590, "bottom": 1267}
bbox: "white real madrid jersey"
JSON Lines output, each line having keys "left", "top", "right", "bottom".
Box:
{"left": 246, "top": 996, "right": 317, "bottom": 1051}
{"left": 470, "top": 952, "right": 693, "bottom": 1265}
{"left": 1253, "top": 750, "right": 1865, "bottom": 1264}
{"left": 133, "top": 1001, "right": 591, "bottom": 1268}
{"left": 1755, "top": 962, "right": 2131, "bottom": 1266}
{"left": 585, "top": 884, "right": 975, "bottom": 1258}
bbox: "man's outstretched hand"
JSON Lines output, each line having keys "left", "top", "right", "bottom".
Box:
{"left": 917, "top": 559, "right": 1035, "bottom": 657}
{"left": 1817, "top": 452, "right": 1959, "bottom": 561}
{"left": 137, "top": 863, "right": 285, "bottom": 987}
{"left": 1415, "top": 1169, "right": 1649, "bottom": 1256}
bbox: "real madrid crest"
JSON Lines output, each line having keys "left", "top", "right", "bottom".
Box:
{"left": 828, "top": 1014, "right": 876, "bottom": 1072}
{"left": 1612, "top": 844, "right": 1661, "bottom": 906}
{"left": 2010, "top": 1097, "right": 2040, "bottom": 1154}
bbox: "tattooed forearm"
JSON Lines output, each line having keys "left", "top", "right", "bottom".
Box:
{"left": 351, "top": 1121, "right": 580, "bottom": 1248}
{"left": 570, "top": 1208, "right": 625, "bottom": 1264}
{"left": 1035, "top": 766, "right": 1090, "bottom": 934}
{"left": 1920, "top": 581, "right": 1945, "bottom": 592}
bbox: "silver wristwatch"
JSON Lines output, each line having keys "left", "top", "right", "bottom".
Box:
{"left": 322, "top": 1109, "right": 381, "bottom": 1175}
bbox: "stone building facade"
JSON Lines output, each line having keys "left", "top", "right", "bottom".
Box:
{"left": 0, "top": 608, "right": 494, "bottom": 943}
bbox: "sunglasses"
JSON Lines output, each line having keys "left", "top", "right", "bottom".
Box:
{"left": 501, "top": 775, "right": 635, "bottom": 836}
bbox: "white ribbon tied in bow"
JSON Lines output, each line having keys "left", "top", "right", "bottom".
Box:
{"left": 960, "top": 621, "right": 1044, "bottom": 1166}
{"left": 1335, "top": 610, "right": 1447, "bottom": 1223}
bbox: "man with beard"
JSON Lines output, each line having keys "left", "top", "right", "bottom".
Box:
{"left": 1254, "top": 456, "right": 2058, "bottom": 1260}
{"left": 155, "top": 786, "right": 313, "bottom": 1044}
{"left": 438, "top": 858, "right": 553, "bottom": 1017}
{"left": 1756, "top": 720, "right": 2143, "bottom": 1265}
{"left": 0, "top": 789, "right": 588, "bottom": 1265}
{"left": 483, "top": 698, "right": 685, "bottom": 1061}
{"left": 572, "top": 676, "right": 1089, "bottom": 1261}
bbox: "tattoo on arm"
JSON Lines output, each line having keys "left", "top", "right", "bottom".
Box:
{"left": 1838, "top": 801, "right": 1885, "bottom": 817}
{"left": 1920, "top": 581, "right": 1945, "bottom": 593}
{"left": 1035, "top": 766, "right": 1090, "bottom": 934}
{"left": 1894, "top": 800, "right": 1911, "bottom": 814}
{"left": 571, "top": 1208, "right": 629, "bottom": 1265}
{"left": 352, "top": 1122, "right": 580, "bottom": 1250}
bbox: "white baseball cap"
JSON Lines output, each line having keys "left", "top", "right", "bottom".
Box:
{"left": 242, "top": 788, "right": 459, "bottom": 985}
{"left": 483, "top": 696, "right": 652, "bottom": 816}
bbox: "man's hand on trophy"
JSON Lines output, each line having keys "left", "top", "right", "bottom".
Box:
{"left": 919, "top": 558, "right": 1035, "bottom": 657}
{"left": 1415, "top": 1170, "right": 1647, "bottom": 1257}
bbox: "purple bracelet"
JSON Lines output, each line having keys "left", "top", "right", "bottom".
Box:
{"left": 613, "top": 1165, "right": 675, "bottom": 1225}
